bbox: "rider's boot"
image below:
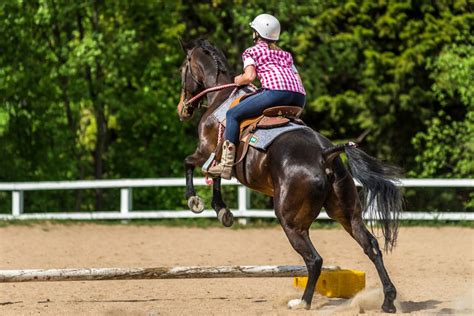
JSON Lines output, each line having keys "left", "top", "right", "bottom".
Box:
{"left": 207, "top": 140, "right": 235, "bottom": 180}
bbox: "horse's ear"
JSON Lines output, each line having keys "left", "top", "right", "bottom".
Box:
{"left": 179, "top": 38, "right": 192, "bottom": 52}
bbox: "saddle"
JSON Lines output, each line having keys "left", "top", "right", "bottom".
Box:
{"left": 229, "top": 94, "right": 304, "bottom": 165}
{"left": 203, "top": 92, "right": 305, "bottom": 178}
{"left": 228, "top": 94, "right": 303, "bottom": 137}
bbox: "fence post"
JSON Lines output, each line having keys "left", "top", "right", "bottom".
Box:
{"left": 238, "top": 186, "right": 250, "bottom": 225}
{"left": 12, "top": 191, "right": 24, "bottom": 217}
{"left": 120, "top": 188, "right": 132, "bottom": 216}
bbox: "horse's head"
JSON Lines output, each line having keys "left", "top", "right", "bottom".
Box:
{"left": 177, "top": 40, "right": 204, "bottom": 121}
{"left": 177, "top": 39, "right": 232, "bottom": 121}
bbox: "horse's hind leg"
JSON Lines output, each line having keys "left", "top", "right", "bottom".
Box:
{"left": 274, "top": 177, "right": 327, "bottom": 310}
{"left": 283, "top": 223, "right": 323, "bottom": 310}
{"left": 325, "top": 166, "right": 397, "bottom": 313}
{"left": 352, "top": 216, "right": 397, "bottom": 313}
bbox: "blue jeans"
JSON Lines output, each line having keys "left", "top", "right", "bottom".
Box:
{"left": 225, "top": 89, "right": 306, "bottom": 144}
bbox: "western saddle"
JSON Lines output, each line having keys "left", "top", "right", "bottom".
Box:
{"left": 230, "top": 94, "right": 304, "bottom": 162}
{"left": 229, "top": 94, "right": 303, "bottom": 140}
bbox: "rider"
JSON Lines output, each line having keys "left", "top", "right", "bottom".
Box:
{"left": 207, "top": 13, "right": 306, "bottom": 179}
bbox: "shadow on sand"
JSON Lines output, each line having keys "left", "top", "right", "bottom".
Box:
{"left": 399, "top": 300, "right": 442, "bottom": 312}
{"left": 314, "top": 289, "right": 446, "bottom": 314}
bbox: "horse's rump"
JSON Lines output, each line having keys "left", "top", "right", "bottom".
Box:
{"left": 235, "top": 128, "right": 330, "bottom": 191}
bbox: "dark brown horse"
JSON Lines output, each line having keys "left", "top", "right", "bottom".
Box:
{"left": 177, "top": 38, "right": 403, "bottom": 312}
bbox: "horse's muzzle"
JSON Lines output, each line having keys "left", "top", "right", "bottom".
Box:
{"left": 177, "top": 93, "right": 190, "bottom": 121}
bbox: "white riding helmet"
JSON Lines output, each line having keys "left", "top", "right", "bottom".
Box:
{"left": 249, "top": 14, "right": 281, "bottom": 41}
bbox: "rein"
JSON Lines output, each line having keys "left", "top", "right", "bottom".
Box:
{"left": 183, "top": 83, "right": 237, "bottom": 108}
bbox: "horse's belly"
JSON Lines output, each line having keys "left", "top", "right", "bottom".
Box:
{"left": 236, "top": 148, "right": 274, "bottom": 196}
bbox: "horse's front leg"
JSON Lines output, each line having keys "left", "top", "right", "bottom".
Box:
{"left": 184, "top": 153, "right": 205, "bottom": 213}
{"left": 210, "top": 177, "right": 234, "bottom": 227}
{"left": 184, "top": 150, "right": 234, "bottom": 226}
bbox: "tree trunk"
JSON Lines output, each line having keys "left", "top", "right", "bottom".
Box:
{"left": 77, "top": 2, "right": 107, "bottom": 211}
{"left": 50, "top": 0, "right": 85, "bottom": 211}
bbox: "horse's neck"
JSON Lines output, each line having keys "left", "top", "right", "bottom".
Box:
{"left": 207, "top": 75, "right": 233, "bottom": 110}
{"left": 201, "top": 73, "right": 233, "bottom": 120}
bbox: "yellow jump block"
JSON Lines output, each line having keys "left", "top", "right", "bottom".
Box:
{"left": 293, "top": 267, "right": 365, "bottom": 298}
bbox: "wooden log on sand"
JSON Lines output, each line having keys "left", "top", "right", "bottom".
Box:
{"left": 0, "top": 265, "right": 310, "bottom": 282}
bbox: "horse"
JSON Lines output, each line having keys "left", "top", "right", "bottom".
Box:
{"left": 176, "top": 38, "right": 403, "bottom": 312}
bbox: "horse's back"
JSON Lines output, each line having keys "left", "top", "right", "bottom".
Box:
{"left": 241, "top": 127, "right": 333, "bottom": 196}
{"left": 269, "top": 127, "right": 332, "bottom": 165}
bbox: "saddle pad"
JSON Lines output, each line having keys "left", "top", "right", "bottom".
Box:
{"left": 249, "top": 123, "right": 310, "bottom": 150}
{"left": 213, "top": 88, "right": 255, "bottom": 125}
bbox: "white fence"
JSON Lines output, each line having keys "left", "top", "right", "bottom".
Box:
{"left": 0, "top": 178, "right": 473, "bottom": 221}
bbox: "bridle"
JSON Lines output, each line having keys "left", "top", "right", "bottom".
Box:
{"left": 180, "top": 48, "right": 203, "bottom": 115}
{"left": 180, "top": 48, "right": 237, "bottom": 118}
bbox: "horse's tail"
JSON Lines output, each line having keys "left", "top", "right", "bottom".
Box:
{"left": 323, "top": 141, "right": 403, "bottom": 252}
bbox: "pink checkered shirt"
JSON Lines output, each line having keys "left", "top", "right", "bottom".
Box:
{"left": 242, "top": 41, "right": 305, "bottom": 95}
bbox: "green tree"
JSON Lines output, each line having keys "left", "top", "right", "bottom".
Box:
{"left": 0, "top": 1, "right": 190, "bottom": 212}
{"left": 0, "top": 1, "right": 472, "bottom": 214}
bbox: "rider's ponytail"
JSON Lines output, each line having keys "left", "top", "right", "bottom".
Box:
{"left": 255, "top": 36, "right": 281, "bottom": 51}
{"left": 268, "top": 42, "right": 282, "bottom": 51}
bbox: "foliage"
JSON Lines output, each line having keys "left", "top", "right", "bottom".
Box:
{"left": 0, "top": 0, "right": 190, "bottom": 211}
{"left": 411, "top": 42, "right": 474, "bottom": 207}
{"left": 412, "top": 43, "right": 474, "bottom": 178}
{"left": 0, "top": 0, "right": 472, "bottom": 213}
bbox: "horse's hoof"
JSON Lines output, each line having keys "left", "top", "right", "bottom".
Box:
{"left": 287, "top": 299, "right": 310, "bottom": 310}
{"left": 187, "top": 196, "right": 205, "bottom": 213}
{"left": 382, "top": 302, "right": 396, "bottom": 313}
{"left": 217, "top": 208, "right": 234, "bottom": 227}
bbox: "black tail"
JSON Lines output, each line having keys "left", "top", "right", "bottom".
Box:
{"left": 344, "top": 145, "right": 403, "bottom": 251}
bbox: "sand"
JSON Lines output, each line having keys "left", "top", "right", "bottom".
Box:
{"left": 0, "top": 224, "right": 473, "bottom": 315}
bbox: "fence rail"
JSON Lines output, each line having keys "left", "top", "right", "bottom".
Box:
{"left": 0, "top": 178, "right": 473, "bottom": 221}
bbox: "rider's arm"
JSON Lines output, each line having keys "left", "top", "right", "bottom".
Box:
{"left": 234, "top": 65, "right": 256, "bottom": 86}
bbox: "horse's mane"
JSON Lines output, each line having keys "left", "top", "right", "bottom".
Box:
{"left": 188, "top": 38, "right": 233, "bottom": 75}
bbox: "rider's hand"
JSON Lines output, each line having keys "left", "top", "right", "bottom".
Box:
{"left": 234, "top": 75, "right": 244, "bottom": 86}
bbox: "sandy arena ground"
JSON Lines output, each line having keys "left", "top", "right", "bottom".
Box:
{"left": 0, "top": 223, "right": 473, "bottom": 315}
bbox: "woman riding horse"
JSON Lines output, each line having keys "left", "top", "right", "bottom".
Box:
{"left": 177, "top": 35, "right": 402, "bottom": 313}
{"left": 208, "top": 14, "right": 306, "bottom": 179}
